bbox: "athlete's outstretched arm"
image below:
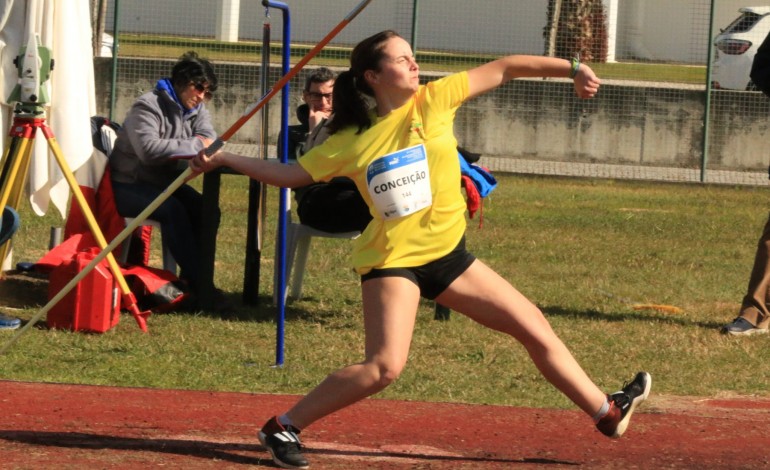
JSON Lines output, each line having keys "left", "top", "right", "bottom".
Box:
{"left": 466, "top": 55, "right": 600, "bottom": 100}
{"left": 190, "top": 150, "right": 315, "bottom": 189}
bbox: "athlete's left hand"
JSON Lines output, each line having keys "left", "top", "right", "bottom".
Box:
{"left": 573, "top": 64, "right": 601, "bottom": 99}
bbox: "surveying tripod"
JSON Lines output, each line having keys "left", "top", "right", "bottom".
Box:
{"left": 0, "top": 34, "right": 150, "bottom": 331}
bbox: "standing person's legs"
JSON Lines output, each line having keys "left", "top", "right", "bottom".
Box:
{"left": 435, "top": 259, "right": 608, "bottom": 416}
{"left": 733, "top": 214, "right": 770, "bottom": 330}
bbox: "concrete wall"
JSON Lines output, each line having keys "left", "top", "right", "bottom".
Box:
{"left": 95, "top": 58, "right": 770, "bottom": 172}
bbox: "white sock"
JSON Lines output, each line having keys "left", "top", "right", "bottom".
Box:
{"left": 592, "top": 398, "right": 611, "bottom": 423}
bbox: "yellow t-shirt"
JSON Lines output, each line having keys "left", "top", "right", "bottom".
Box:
{"left": 298, "top": 71, "right": 469, "bottom": 274}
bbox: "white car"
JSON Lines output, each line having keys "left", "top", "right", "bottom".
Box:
{"left": 712, "top": 6, "right": 770, "bottom": 90}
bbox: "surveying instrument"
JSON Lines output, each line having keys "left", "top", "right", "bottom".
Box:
{"left": 0, "top": 32, "right": 150, "bottom": 331}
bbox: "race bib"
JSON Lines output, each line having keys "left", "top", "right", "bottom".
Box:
{"left": 366, "top": 144, "right": 432, "bottom": 220}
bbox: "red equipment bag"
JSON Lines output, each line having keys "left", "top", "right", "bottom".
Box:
{"left": 47, "top": 248, "right": 120, "bottom": 333}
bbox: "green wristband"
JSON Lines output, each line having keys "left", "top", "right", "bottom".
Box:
{"left": 569, "top": 56, "right": 580, "bottom": 79}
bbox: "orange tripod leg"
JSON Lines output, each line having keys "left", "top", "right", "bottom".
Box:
{"left": 40, "top": 123, "right": 150, "bottom": 331}
{"left": 0, "top": 121, "right": 36, "bottom": 270}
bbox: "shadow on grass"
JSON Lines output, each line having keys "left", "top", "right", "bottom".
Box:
{"left": 28, "top": 281, "right": 712, "bottom": 336}
{"left": 542, "top": 305, "right": 724, "bottom": 330}
{"left": 216, "top": 294, "right": 726, "bottom": 332}
{"left": 0, "top": 430, "right": 579, "bottom": 467}
{"left": 189, "top": 293, "right": 352, "bottom": 325}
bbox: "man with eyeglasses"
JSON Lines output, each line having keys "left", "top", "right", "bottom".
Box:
{"left": 109, "top": 51, "right": 229, "bottom": 312}
{"left": 283, "top": 67, "right": 372, "bottom": 233}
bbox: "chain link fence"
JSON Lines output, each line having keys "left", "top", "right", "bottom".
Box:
{"left": 98, "top": 0, "right": 770, "bottom": 185}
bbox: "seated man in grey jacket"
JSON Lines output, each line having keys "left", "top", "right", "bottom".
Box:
{"left": 109, "top": 51, "right": 225, "bottom": 310}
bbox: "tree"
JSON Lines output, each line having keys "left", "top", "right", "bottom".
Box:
{"left": 544, "top": 0, "right": 608, "bottom": 63}
{"left": 90, "top": 0, "right": 108, "bottom": 57}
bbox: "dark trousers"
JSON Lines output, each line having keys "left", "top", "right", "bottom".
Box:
{"left": 112, "top": 181, "right": 220, "bottom": 293}
{"left": 739, "top": 213, "right": 770, "bottom": 328}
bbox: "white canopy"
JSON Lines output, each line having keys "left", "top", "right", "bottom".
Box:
{"left": 0, "top": 0, "right": 97, "bottom": 218}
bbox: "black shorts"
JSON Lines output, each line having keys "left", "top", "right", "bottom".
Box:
{"left": 360, "top": 237, "right": 476, "bottom": 300}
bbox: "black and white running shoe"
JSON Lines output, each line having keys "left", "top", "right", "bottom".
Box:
{"left": 258, "top": 416, "right": 309, "bottom": 469}
{"left": 596, "top": 371, "right": 652, "bottom": 438}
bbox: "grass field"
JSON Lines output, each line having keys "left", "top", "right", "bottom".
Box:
{"left": 1, "top": 172, "right": 769, "bottom": 410}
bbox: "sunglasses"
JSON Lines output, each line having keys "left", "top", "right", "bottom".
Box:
{"left": 192, "top": 82, "right": 213, "bottom": 100}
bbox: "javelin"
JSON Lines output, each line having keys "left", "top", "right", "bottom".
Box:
{"left": 0, "top": 0, "right": 374, "bottom": 355}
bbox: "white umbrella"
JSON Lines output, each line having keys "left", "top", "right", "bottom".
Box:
{"left": 0, "top": 0, "right": 96, "bottom": 219}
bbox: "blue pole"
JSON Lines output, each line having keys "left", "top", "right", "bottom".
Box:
{"left": 264, "top": 0, "right": 290, "bottom": 367}
{"left": 109, "top": 0, "right": 120, "bottom": 121}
